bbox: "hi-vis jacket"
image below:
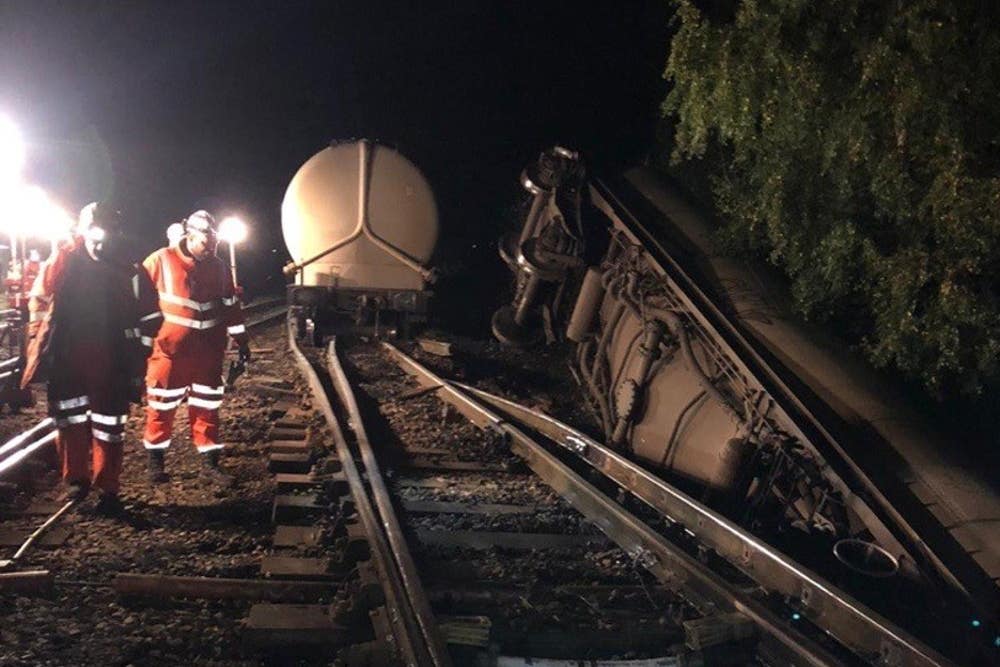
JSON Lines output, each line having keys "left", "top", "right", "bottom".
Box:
{"left": 141, "top": 245, "right": 248, "bottom": 358}
{"left": 22, "top": 237, "right": 161, "bottom": 390}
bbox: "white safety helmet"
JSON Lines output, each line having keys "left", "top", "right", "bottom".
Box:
{"left": 183, "top": 210, "right": 217, "bottom": 235}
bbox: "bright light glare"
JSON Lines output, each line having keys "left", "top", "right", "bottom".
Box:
{"left": 4, "top": 185, "right": 73, "bottom": 241}
{"left": 85, "top": 225, "right": 106, "bottom": 243}
{"left": 166, "top": 222, "right": 184, "bottom": 246}
{"left": 0, "top": 114, "right": 25, "bottom": 184}
{"left": 219, "top": 216, "right": 248, "bottom": 244}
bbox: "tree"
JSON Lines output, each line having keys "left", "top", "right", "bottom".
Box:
{"left": 662, "top": 0, "right": 1000, "bottom": 397}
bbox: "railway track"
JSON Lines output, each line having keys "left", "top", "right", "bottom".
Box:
{"left": 279, "top": 326, "right": 955, "bottom": 664}
{"left": 290, "top": 335, "right": 703, "bottom": 665}
{"left": 0, "top": 297, "right": 976, "bottom": 665}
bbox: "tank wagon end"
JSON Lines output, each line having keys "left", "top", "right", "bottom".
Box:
{"left": 281, "top": 139, "right": 439, "bottom": 343}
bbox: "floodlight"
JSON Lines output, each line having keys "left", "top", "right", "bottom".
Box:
{"left": 219, "top": 216, "right": 248, "bottom": 244}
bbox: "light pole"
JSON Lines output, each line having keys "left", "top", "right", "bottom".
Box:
{"left": 219, "top": 216, "right": 248, "bottom": 286}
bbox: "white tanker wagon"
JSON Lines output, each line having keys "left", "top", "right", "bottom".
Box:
{"left": 281, "top": 139, "right": 439, "bottom": 343}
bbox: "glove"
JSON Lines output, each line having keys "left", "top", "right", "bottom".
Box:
{"left": 238, "top": 341, "right": 252, "bottom": 365}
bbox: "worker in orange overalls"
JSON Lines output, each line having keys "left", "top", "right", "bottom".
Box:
{"left": 142, "top": 210, "right": 249, "bottom": 484}
{"left": 22, "top": 202, "right": 161, "bottom": 514}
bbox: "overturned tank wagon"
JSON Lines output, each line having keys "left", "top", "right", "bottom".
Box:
{"left": 282, "top": 140, "right": 438, "bottom": 343}
{"left": 496, "top": 148, "right": 1000, "bottom": 662}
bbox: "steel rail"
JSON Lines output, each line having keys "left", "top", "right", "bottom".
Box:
{"left": 327, "top": 340, "right": 452, "bottom": 667}
{"left": 287, "top": 323, "right": 433, "bottom": 666}
{"left": 455, "top": 383, "right": 955, "bottom": 667}
{"left": 383, "top": 342, "right": 850, "bottom": 667}
{"left": 241, "top": 296, "right": 285, "bottom": 314}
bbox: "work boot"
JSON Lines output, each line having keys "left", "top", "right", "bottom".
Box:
{"left": 63, "top": 480, "right": 90, "bottom": 502}
{"left": 147, "top": 449, "right": 169, "bottom": 484}
{"left": 93, "top": 492, "right": 124, "bottom": 518}
{"left": 200, "top": 449, "right": 233, "bottom": 487}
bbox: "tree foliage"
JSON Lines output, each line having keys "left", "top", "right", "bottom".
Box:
{"left": 662, "top": 0, "right": 1000, "bottom": 397}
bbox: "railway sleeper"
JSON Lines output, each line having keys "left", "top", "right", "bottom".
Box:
{"left": 273, "top": 525, "right": 325, "bottom": 548}
{"left": 273, "top": 416, "right": 308, "bottom": 429}
{"left": 259, "top": 555, "right": 355, "bottom": 580}
{"left": 268, "top": 438, "right": 310, "bottom": 453}
{"left": 268, "top": 425, "right": 309, "bottom": 442}
{"left": 243, "top": 603, "right": 351, "bottom": 648}
{"left": 268, "top": 452, "right": 313, "bottom": 474}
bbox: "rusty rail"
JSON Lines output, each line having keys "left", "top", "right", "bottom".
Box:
{"left": 327, "top": 340, "right": 452, "bottom": 666}
{"left": 287, "top": 323, "right": 440, "bottom": 666}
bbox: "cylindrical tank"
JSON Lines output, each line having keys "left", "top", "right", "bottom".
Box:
{"left": 282, "top": 140, "right": 438, "bottom": 291}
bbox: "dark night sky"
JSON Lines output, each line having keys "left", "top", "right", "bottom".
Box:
{"left": 0, "top": 1, "right": 670, "bottom": 297}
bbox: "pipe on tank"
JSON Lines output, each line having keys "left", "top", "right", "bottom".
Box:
{"left": 566, "top": 267, "right": 605, "bottom": 343}
{"left": 611, "top": 320, "right": 665, "bottom": 445}
{"left": 643, "top": 305, "right": 743, "bottom": 424}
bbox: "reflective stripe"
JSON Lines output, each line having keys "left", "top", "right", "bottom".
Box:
{"left": 91, "top": 413, "right": 128, "bottom": 426}
{"left": 92, "top": 427, "right": 124, "bottom": 443}
{"left": 132, "top": 274, "right": 140, "bottom": 299}
{"left": 143, "top": 439, "right": 170, "bottom": 450}
{"left": 140, "top": 311, "right": 162, "bottom": 322}
{"left": 56, "top": 414, "right": 90, "bottom": 427}
{"left": 148, "top": 386, "right": 187, "bottom": 398}
{"left": 196, "top": 443, "right": 224, "bottom": 453}
{"left": 162, "top": 313, "right": 220, "bottom": 330}
{"left": 227, "top": 324, "right": 246, "bottom": 335}
{"left": 162, "top": 256, "right": 174, "bottom": 296}
{"left": 159, "top": 292, "right": 221, "bottom": 312}
{"left": 188, "top": 396, "right": 222, "bottom": 410}
{"left": 141, "top": 336, "right": 154, "bottom": 347}
{"left": 148, "top": 398, "right": 184, "bottom": 411}
{"left": 124, "top": 327, "right": 141, "bottom": 339}
{"left": 191, "top": 383, "right": 224, "bottom": 396}
{"left": 56, "top": 396, "right": 89, "bottom": 410}
{"left": 222, "top": 296, "right": 238, "bottom": 306}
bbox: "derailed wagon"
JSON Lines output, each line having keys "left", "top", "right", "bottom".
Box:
{"left": 496, "top": 147, "right": 1000, "bottom": 663}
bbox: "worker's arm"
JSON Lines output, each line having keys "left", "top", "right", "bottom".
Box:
{"left": 134, "top": 260, "right": 162, "bottom": 352}
{"left": 27, "top": 241, "right": 73, "bottom": 337}
{"left": 220, "top": 261, "right": 249, "bottom": 350}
